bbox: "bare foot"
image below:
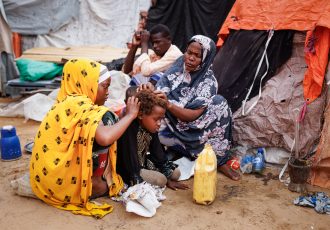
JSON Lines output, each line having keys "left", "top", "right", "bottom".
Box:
{"left": 91, "top": 176, "right": 109, "bottom": 198}
{"left": 217, "top": 164, "right": 241, "bottom": 181}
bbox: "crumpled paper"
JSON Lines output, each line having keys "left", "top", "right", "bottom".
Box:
{"left": 121, "top": 182, "right": 166, "bottom": 217}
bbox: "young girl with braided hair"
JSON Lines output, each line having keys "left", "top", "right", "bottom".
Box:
{"left": 117, "top": 88, "right": 188, "bottom": 190}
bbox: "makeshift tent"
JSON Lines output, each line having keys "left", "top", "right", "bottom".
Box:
{"left": 216, "top": 0, "right": 330, "bottom": 104}
{"left": 3, "top": 0, "right": 150, "bottom": 49}
{"left": 1, "top": 0, "right": 150, "bottom": 95}
{"left": 311, "top": 87, "right": 330, "bottom": 189}
{"left": 0, "top": 0, "right": 19, "bottom": 96}
{"left": 214, "top": 0, "right": 330, "bottom": 188}
{"left": 146, "top": 0, "right": 235, "bottom": 51}
{"left": 213, "top": 30, "right": 294, "bottom": 113}
{"left": 232, "top": 33, "right": 327, "bottom": 156}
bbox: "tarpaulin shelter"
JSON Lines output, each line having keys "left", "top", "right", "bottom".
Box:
{"left": 3, "top": 0, "right": 150, "bottom": 49}
{"left": 146, "top": 0, "right": 235, "bottom": 51}
{"left": 214, "top": 0, "right": 330, "bottom": 188}
{"left": 0, "top": 0, "right": 19, "bottom": 96}
{"left": 216, "top": 0, "right": 330, "bottom": 104}
{"left": 0, "top": 0, "right": 150, "bottom": 95}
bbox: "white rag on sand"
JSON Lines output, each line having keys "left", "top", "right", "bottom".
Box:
{"left": 121, "top": 182, "right": 166, "bottom": 217}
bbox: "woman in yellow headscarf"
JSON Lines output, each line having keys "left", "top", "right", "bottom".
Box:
{"left": 30, "top": 58, "right": 139, "bottom": 218}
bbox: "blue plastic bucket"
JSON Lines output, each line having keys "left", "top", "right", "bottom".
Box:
{"left": 1, "top": 125, "right": 22, "bottom": 161}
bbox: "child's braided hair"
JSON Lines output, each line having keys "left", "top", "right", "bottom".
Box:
{"left": 135, "top": 89, "right": 167, "bottom": 115}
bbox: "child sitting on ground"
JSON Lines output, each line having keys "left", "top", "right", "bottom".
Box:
{"left": 116, "top": 88, "right": 188, "bottom": 190}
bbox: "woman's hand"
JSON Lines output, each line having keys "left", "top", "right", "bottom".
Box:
{"left": 166, "top": 180, "right": 189, "bottom": 191}
{"left": 154, "top": 90, "right": 172, "bottom": 109}
{"left": 125, "top": 96, "right": 140, "bottom": 119}
{"left": 137, "top": 82, "right": 155, "bottom": 92}
{"left": 154, "top": 90, "right": 166, "bottom": 100}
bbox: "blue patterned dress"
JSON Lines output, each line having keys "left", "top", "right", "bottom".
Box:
{"left": 156, "top": 35, "right": 232, "bottom": 166}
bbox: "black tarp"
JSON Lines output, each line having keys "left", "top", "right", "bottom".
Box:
{"left": 213, "top": 30, "right": 294, "bottom": 113}
{"left": 147, "top": 0, "right": 235, "bottom": 52}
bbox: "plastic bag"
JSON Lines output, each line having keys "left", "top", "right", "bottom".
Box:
{"left": 16, "top": 58, "right": 63, "bottom": 82}
{"left": 10, "top": 173, "right": 37, "bottom": 198}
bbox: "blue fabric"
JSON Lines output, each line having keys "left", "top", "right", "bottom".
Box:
{"left": 156, "top": 35, "right": 232, "bottom": 165}
{"left": 294, "top": 192, "right": 330, "bottom": 214}
{"left": 129, "top": 72, "right": 163, "bottom": 86}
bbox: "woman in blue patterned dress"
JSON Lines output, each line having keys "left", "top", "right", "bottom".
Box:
{"left": 155, "top": 35, "right": 240, "bottom": 180}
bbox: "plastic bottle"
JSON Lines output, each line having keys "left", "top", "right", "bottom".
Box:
{"left": 193, "top": 144, "right": 217, "bottom": 205}
{"left": 1, "top": 125, "right": 22, "bottom": 161}
{"left": 240, "top": 154, "right": 254, "bottom": 174}
{"left": 252, "top": 148, "right": 265, "bottom": 173}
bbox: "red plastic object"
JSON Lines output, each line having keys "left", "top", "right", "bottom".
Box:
{"left": 227, "top": 158, "right": 240, "bottom": 170}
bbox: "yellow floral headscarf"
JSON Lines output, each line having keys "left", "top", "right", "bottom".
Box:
{"left": 30, "top": 58, "right": 123, "bottom": 218}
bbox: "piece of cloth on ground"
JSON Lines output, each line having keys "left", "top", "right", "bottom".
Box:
{"left": 10, "top": 173, "right": 37, "bottom": 199}
{"left": 294, "top": 192, "right": 330, "bottom": 215}
{"left": 121, "top": 182, "right": 166, "bottom": 217}
{"left": 0, "top": 89, "right": 59, "bottom": 121}
{"left": 173, "top": 157, "right": 195, "bottom": 181}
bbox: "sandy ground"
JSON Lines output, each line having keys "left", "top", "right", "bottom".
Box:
{"left": 0, "top": 117, "right": 329, "bottom": 230}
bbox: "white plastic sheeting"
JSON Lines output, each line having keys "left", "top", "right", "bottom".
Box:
{"left": 3, "top": 0, "right": 79, "bottom": 35}
{"left": 0, "top": 89, "right": 58, "bottom": 121}
{"left": 17, "top": 0, "right": 151, "bottom": 49}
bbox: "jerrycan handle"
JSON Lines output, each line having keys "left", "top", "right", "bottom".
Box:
{"left": 203, "top": 143, "right": 213, "bottom": 165}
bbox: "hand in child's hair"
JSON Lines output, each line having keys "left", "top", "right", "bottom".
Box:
{"left": 125, "top": 96, "right": 140, "bottom": 119}
{"left": 137, "top": 82, "right": 155, "bottom": 92}
{"left": 154, "top": 90, "right": 171, "bottom": 108}
{"left": 166, "top": 179, "right": 189, "bottom": 191}
{"left": 154, "top": 90, "right": 167, "bottom": 100}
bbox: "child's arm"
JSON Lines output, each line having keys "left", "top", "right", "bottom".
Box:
{"left": 148, "top": 133, "right": 189, "bottom": 190}
{"left": 166, "top": 180, "right": 189, "bottom": 191}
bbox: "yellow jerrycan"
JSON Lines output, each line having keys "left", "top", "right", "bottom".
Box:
{"left": 193, "top": 143, "right": 217, "bottom": 205}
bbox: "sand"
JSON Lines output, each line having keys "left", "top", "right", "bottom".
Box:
{"left": 0, "top": 117, "right": 329, "bottom": 230}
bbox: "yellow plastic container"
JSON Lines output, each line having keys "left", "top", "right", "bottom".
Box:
{"left": 193, "top": 144, "right": 217, "bottom": 205}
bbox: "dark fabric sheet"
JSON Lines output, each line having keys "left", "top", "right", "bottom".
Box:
{"left": 213, "top": 30, "right": 294, "bottom": 113}
{"left": 146, "top": 0, "right": 235, "bottom": 52}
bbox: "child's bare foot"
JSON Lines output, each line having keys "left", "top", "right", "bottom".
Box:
{"left": 217, "top": 164, "right": 241, "bottom": 181}
{"left": 91, "top": 176, "right": 109, "bottom": 198}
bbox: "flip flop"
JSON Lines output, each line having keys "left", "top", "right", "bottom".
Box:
{"left": 24, "top": 141, "right": 34, "bottom": 154}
